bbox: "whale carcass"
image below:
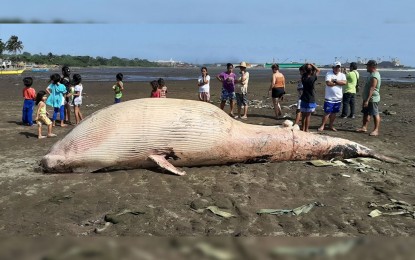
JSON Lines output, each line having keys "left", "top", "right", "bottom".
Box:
{"left": 41, "top": 98, "right": 394, "bottom": 175}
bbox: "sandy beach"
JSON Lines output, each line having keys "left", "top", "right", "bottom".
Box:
{"left": 0, "top": 68, "right": 414, "bottom": 239}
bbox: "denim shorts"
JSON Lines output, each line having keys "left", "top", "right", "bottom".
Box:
{"left": 221, "top": 89, "right": 236, "bottom": 101}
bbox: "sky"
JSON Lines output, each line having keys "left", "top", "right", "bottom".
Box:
{"left": 0, "top": 0, "right": 414, "bottom": 66}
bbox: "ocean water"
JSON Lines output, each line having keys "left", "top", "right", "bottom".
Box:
{"left": 24, "top": 67, "right": 415, "bottom": 83}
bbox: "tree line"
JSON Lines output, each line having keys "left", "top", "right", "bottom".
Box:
{"left": 0, "top": 35, "right": 159, "bottom": 67}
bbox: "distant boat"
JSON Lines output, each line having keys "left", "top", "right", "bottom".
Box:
{"left": 265, "top": 63, "right": 303, "bottom": 69}
{"left": 31, "top": 68, "right": 50, "bottom": 72}
{"left": 0, "top": 69, "right": 25, "bottom": 75}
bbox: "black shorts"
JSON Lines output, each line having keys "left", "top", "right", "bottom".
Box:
{"left": 272, "top": 88, "right": 285, "bottom": 98}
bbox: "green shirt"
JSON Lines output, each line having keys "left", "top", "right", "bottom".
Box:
{"left": 345, "top": 70, "right": 359, "bottom": 94}
{"left": 363, "top": 71, "right": 381, "bottom": 103}
{"left": 113, "top": 84, "right": 123, "bottom": 99}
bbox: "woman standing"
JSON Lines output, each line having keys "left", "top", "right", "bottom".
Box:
{"left": 268, "top": 64, "right": 286, "bottom": 118}
{"left": 300, "top": 63, "right": 320, "bottom": 132}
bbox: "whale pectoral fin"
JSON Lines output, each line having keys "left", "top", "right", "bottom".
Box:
{"left": 148, "top": 155, "right": 186, "bottom": 176}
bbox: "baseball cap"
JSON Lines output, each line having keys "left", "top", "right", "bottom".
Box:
{"left": 365, "top": 60, "right": 377, "bottom": 67}
{"left": 333, "top": 61, "right": 341, "bottom": 67}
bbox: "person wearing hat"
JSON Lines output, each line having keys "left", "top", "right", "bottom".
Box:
{"left": 356, "top": 60, "right": 381, "bottom": 136}
{"left": 216, "top": 63, "right": 237, "bottom": 116}
{"left": 234, "top": 62, "right": 250, "bottom": 119}
{"left": 318, "top": 61, "right": 347, "bottom": 132}
{"left": 340, "top": 62, "right": 359, "bottom": 119}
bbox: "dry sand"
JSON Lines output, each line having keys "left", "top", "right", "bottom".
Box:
{"left": 0, "top": 70, "right": 414, "bottom": 238}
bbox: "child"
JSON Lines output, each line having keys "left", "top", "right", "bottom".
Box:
{"left": 22, "top": 77, "right": 36, "bottom": 126}
{"left": 150, "top": 80, "right": 161, "bottom": 98}
{"left": 61, "top": 66, "right": 73, "bottom": 124}
{"left": 197, "top": 67, "right": 210, "bottom": 102}
{"left": 35, "top": 90, "right": 56, "bottom": 139}
{"left": 72, "top": 74, "right": 84, "bottom": 124}
{"left": 46, "top": 74, "right": 67, "bottom": 127}
{"left": 113, "top": 73, "right": 124, "bottom": 103}
{"left": 158, "top": 78, "right": 168, "bottom": 98}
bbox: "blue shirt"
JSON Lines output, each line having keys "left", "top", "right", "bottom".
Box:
{"left": 46, "top": 83, "right": 67, "bottom": 108}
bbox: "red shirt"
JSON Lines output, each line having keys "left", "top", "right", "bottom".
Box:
{"left": 151, "top": 89, "right": 161, "bottom": 98}
{"left": 23, "top": 87, "right": 36, "bottom": 100}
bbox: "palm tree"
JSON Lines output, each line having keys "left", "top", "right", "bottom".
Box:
{"left": 6, "top": 35, "right": 24, "bottom": 61}
{"left": 0, "top": 39, "right": 5, "bottom": 58}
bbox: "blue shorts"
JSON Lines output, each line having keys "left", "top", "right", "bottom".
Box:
{"left": 300, "top": 102, "right": 317, "bottom": 113}
{"left": 114, "top": 98, "right": 121, "bottom": 104}
{"left": 221, "top": 89, "right": 235, "bottom": 101}
{"left": 323, "top": 100, "right": 341, "bottom": 114}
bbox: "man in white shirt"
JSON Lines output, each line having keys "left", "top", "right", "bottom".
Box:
{"left": 318, "top": 61, "right": 347, "bottom": 132}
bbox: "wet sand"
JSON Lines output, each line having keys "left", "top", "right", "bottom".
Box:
{"left": 0, "top": 70, "right": 414, "bottom": 237}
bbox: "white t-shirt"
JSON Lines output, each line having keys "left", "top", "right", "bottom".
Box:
{"left": 198, "top": 75, "right": 210, "bottom": 93}
{"left": 73, "top": 84, "right": 83, "bottom": 105}
{"left": 236, "top": 71, "right": 249, "bottom": 94}
{"left": 325, "top": 71, "right": 346, "bottom": 101}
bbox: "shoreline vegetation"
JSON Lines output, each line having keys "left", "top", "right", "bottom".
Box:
{"left": 1, "top": 53, "right": 160, "bottom": 68}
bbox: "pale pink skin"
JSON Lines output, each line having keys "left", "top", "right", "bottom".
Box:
{"left": 41, "top": 98, "right": 391, "bottom": 174}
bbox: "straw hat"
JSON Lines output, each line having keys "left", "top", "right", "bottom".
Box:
{"left": 235, "top": 61, "right": 250, "bottom": 68}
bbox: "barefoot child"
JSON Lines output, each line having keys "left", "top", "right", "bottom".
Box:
{"left": 72, "top": 74, "right": 84, "bottom": 124}
{"left": 35, "top": 91, "right": 56, "bottom": 139}
{"left": 22, "top": 77, "right": 36, "bottom": 126}
{"left": 113, "top": 73, "right": 124, "bottom": 103}
{"left": 150, "top": 80, "right": 161, "bottom": 98}
{"left": 46, "top": 74, "right": 67, "bottom": 127}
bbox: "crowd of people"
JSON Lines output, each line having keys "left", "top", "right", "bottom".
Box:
{"left": 21, "top": 66, "right": 85, "bottom": 139}
{"left": 21, "top": 60, "right": 383, "bottom": 139}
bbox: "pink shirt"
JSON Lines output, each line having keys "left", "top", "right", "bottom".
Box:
{"left": 151, "top": 89, "right": 161, "bottom": 98}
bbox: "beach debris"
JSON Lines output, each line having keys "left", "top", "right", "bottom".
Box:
{"left": 288, "top": 103, "right": 298, "bottom": 109}
{"left": 368, "top": 199, "right": 415, "bottom": 218}
{"left": 383, "top": 109, "right": 397, "bottom": 115}
{"left": 271, "top": 238, "right": 362, "bottom": 258}
{"left": 342, "top": 174, "right": 351, "bottom": 178}
{"left": 193, "top": 206, "right": 236, "bottom": 218}
{"left": 85, "top": 104, "right": 99, "bottom": 108}
{"left": 195, "top": 243, "right": 235, "bottom": 260}
{"left": 257, "top": 202, "right": 324, "bottom": 216}
{"left": 308, "top": 159, "right": 347, "bottom": 167}
{"left": 104, "top": 209, "right": 145, "bottom": 224}
{"left": 248, "top": 99, "right": 273, "bottom": 109}
{"left": 308, "top": 158, "right": 387, "bottom": 174}
{"left": 94, "top": 222, "right": 112, "bottom": 234}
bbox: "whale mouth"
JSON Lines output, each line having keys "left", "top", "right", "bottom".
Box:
{"left": 40, "top": 154, "right": 68, "bottom": 173}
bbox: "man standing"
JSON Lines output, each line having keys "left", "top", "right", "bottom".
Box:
{"left": 340, "top": 62, "right": 359, "bottom": 118}
{"left": 318, "top": 61, "right": 347, "bottom": 131}
{"left": 216, "top": 63, "right": 237, "bottom": 116}
{"left": 356, "top": 60, "right": 381, "bottom": 136}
